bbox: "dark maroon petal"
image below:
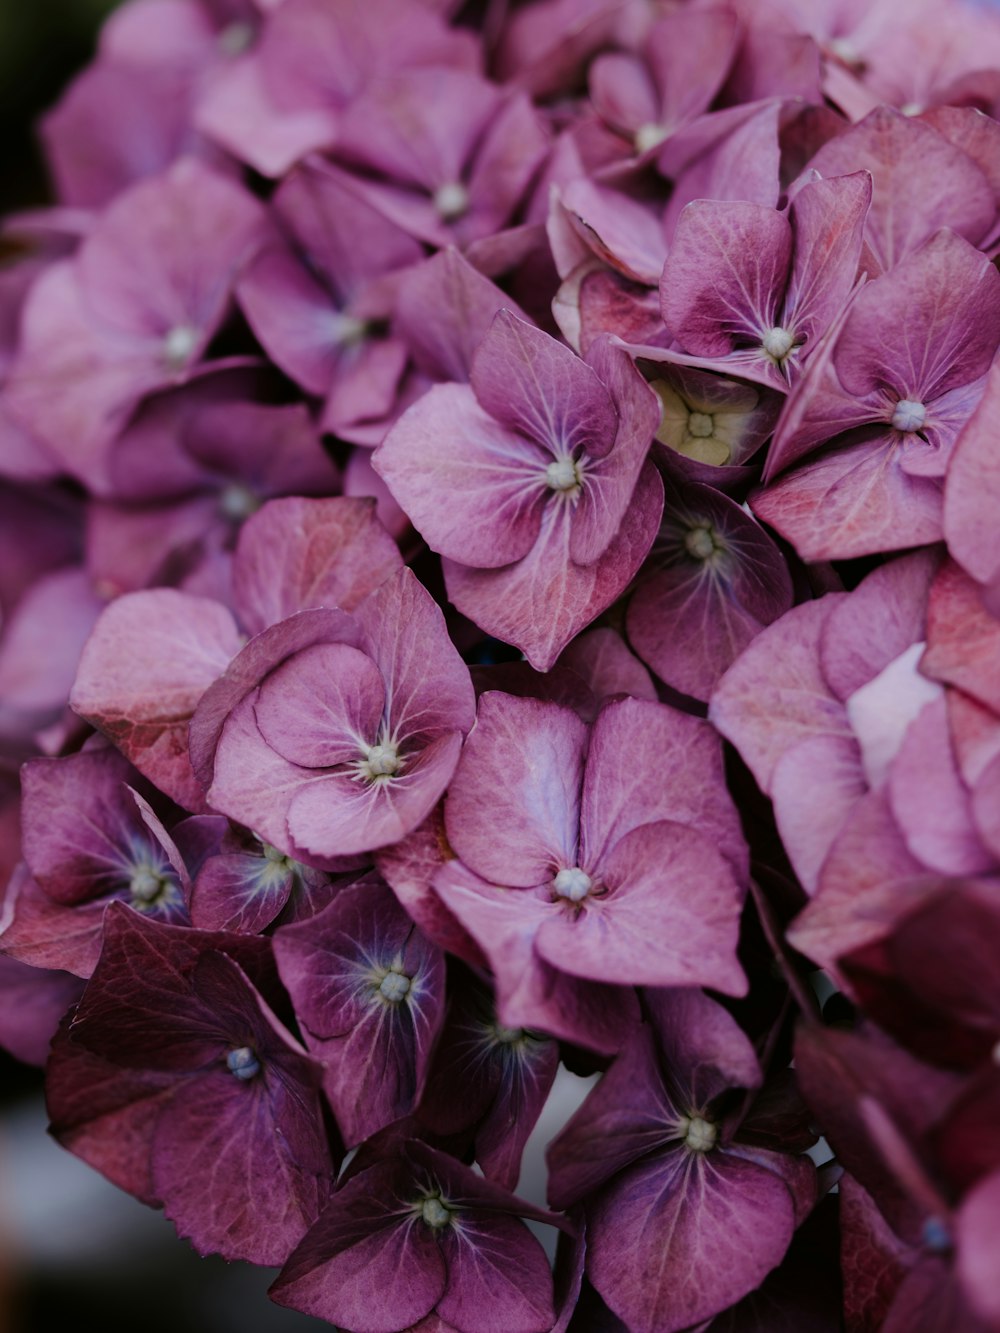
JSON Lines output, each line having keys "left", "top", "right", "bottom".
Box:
{"left": 437, "top": 1210, "right": 556, "bottom": 1332}
{"left": 0, "top": 957, "right": 83, "bottom": 1066}
{"left": 270, "top": 1160, "right": 447, "bottom": 1332}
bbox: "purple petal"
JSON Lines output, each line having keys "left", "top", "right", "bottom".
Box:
{"left": 444, "top": 459, "right": 663, "bottom": 671}
{"left": 70, "top": 589, "right": 242, "bottom": 811}
{"left": 233, "top": 496, "right": 403, "bottom": 638}
{"left": 536, "top": 821, "right": 745, "bottom": 994}
{"left": 470, "top": 310, "right": 618, "bottom": 460}
{"left": 374, "top": 383, "right": 549, "bottom": 569}
{"left": 444, "top": 692, "right": 587, "bottom": 889}
{"left": 581, "top": 696, "right": 747, "bottom": 877}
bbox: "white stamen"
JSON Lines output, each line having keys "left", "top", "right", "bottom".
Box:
{"left": 684, "top": 525, "right": 718, "bottom": 561}
{"left": 493, "top": 1023, "right": 525, "bottom": 1044}
{"left": 218, "top": 483, "right": 260, "bottom": 521}
{"left": 553, "top": 867, "right": 592, "bottom": 903}
{"left": 681, "top": 1115, "right": 717, "bottom": 1153}
{"left": 634, "top": 122, "right": 669, "bottom": 155}
{"left": 900, "top": 101, "right": 924, "bottom": 118}
{"left": 433, "top": 182, "right": 470, "bottom": 222}
{"left": 891, "top": 399, "right": 926, "bottom": 433}
{"left": 262, "top": 843, "right": 289, "bottom": 864}
{"left": 227, "top": 1046, "right": 261, "bottom": 1081}
{"left": 218, "top": 20, "right": 255, "bottom": 56}
{"left": 687, "top": 412, "right": 715, "bottom": 439}
{"left": 421, "top": 1196, "right": 451, "bottom": 1228}
{"left": 363, "top": 743, "right": 400, "bottom": 780}
{"left": 761, "top": 326, "right": 795, "bottom": 363}
{"left": 130, "top": 867, "right": 165, "bottom": 905}
{"left": 545, "top": 457, "right": 581, "bottom": 493}
{"left": 378, "top": 971, "right": 411, "bottom": 1003}
{"left": 163, "top": 324, "right": 199, "bottom": 371}
{"left": 328, "top": 313, "right": 369, "bottom": 348}
{"left": 828, "top": 37, "right": 862, "bottom": 68}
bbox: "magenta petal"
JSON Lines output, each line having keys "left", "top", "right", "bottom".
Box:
{"left": 832, "top": 230, "right": 1000, "bottom": 404}
{"left": 535, "top": 821, "right": 745, "bottom": 994}
{"left": 710, "top": 595, "right": 848, "bottom": 795}
{"left": 233, "top": 496, "right": 403, "bottom": 637}
{"left": 374, "top": 383, "right": 548, "bottom": 569}
{"left": 783, "top": 170, "right": 871, "bottom": 350}
{"left": 570, "top": 337, "right": 660, "bottom": 566}
{"left": 444, "top": 459, "right": 663, "bottom": 672}
{"left": 887, "top": 698, "right": 994, "bottom": 876}
{"left": 432, "top": 860, "right": 637, "bottom": 1055}
{"left": 353, "top": 567, "right": 476, "bottom": 743}
{"left": 255, "top": 642, "right": 386, "bottom": 769}
{"left": 70, "top": 589, "right": 243, "bottom": 811}
{"left": 437, "top": 1210, "right": 556, "bottom": 1332}
{"left": 660, "top": 200, "right": 792, "bottom": 357}
{"left": 444, "top": 692, "right": 587, "bottom": 889}
{"left": 273, "top": 877, "right": 446, "bottom": 1147}
{"left": 770, "top": 735, "right": 866, "bottom": 895}
{"left": 269, "top": 1160, "right": 447, "bottom": 1332}
{"left": 587, "top": 1149, "right": 798, "bottom": 1333}
{"left": 956, "top": 1171, "right": 1000, "bottom": 1326}
{"left": 751, "top": 431, "right": 944, "bottom": 562}
{"left": 945, "top": 362, "right": 1000, "bottom": 591}
{"left": 581, "top": 696, "right": 747, "bottom": 877}
{"left": 288, "top": 732, "right": 464, "bottom": 860}
{"left": 470, "top": 310, "right": 618, "bottom": 460}
{"left": 806, "top": 106, "right": 996, "bottom": 270}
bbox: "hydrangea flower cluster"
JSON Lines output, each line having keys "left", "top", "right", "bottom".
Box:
{"left": 2, "top": 0, "right": 1000, "bottom": 1327}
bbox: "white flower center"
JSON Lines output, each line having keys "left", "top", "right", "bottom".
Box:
{"left": 684, "top": 525, "right": 718, "bottom": 561}
{"left": 218, "top": 20, "right": 255, "bottom": 56}
{"left": 553, "top": 866, "right": 592, "bottom": 902}
{"left": 328, "top": 312, "right": 369, "bottom": 348}
{"left": 545, "top": 456, "right": 582, "bottom": 495}
{"left": 433, "top": 182, "right": 470, "bottom": 222}
{"left": 421, "top": 1196, "right": 452, "bottom": 1229}
{"left": 130, "top": 866, "right": 167, "bottom": 905}
{"left": 634, "top": 122, "right": 669, "bottom": 154}
{"left": 218, "top": 483, "right": 260, "bottom": 521}
{"left": 492, "top": 1023, "right": 525, "bottom": 1044}
{"left": 362, "top": 743, "right": 400, "bottom": 780}
{"left": 687, "top": 411, "right": 715, "bottom": 439}
{"left": 761, "top": 326, "right": 795, "bottom": 363}
{"left": 891, "top": 399, "right": 926, "bottom": 433}
{"left": 163, "top": 324, "right": 199, "bottom": 371}
{"left": 227, "top": 1046, "right": 261, "bottom": 1081}
{"left": 681, "top": 1115, "right": 717, "bottom": 1152}
{"left": 378, "top": 971, "right": 411, "bottom": 1003}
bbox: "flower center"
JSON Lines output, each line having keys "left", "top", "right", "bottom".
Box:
{"left": 329, "top": 312, "right": 369, "bottom": 348}
{"left": 545, "top": 456, "right": 582, "bottom": 496}
{"left": 891, "top": 399, "right": 926, "bottom": 433}
{"left": 634, "top": 122, "right": 669, "bottom": 154}
{"left": 226, "top": 1046, "right": 261, "bottom": 1081}
{"left": 378, "top": 970, "right": 411, "bottom": 1003}
{"left": 129, "top": 866, "right": 170, "bottom": 908}
{"left": 492, "top": 1023, "right": 525, "bottom": 1044}
{"left": 680, "top": 1114, "right": 717, "bottom": 1153}
{"left": 553, "top": 866, "right": 592, "bottom": 903}
{"left": 420, "top": 1195, "right": 453, "bottom": 1229}
{"left": 162, "top": 324, "right": 199, "bottom": 371}
{"left": 362, "top": 743, "right": 400, "bottom": 781}
{"left": 687, "top": 411, "right": 715, "bottom": 438}
{"left": 922, "top": 1216, "right": 951, "bottom": 1253}
{"left": 684, "top": 524, "right": 720, "bottom": 561}
{"left": 218, "top": 482, "right": 261, "bottom": 521}
{"left": 434, "top": 182, "right": 470, "bottom": 222}
{"left": 760, "top": 326, "right": 795, "bottom": 364}
{"left": 218, "top": 20, "right": 255, "bottom": 56}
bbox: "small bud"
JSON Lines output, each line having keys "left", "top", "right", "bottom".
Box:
{"left": 227, "top": 1046, "right": 261, "bottom": 1081}
{"left": 891, "top": 399, "right": 926, "bottom": 433}
{"left": 433, "top": 182, "right": 470, "bottom": 222}
{"left": 553, "top": 867, "right": 592, "bottom": 903}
